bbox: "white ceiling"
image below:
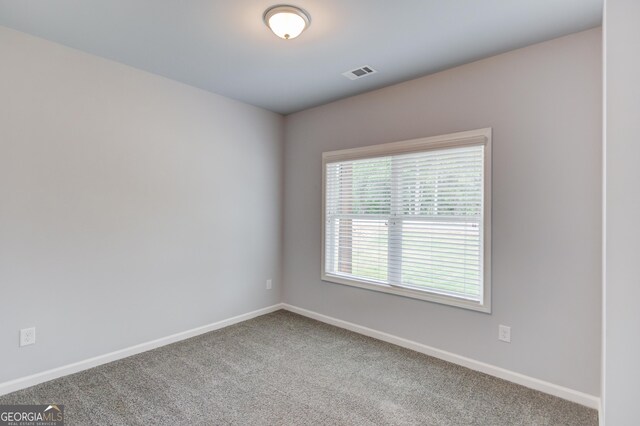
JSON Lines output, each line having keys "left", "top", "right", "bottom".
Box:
{"left": 0, "top": 0, "right": 602, "bottom": 114}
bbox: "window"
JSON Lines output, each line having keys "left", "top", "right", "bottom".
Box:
{"left": 322, "top": 128, "right": 491, "bottom": 312}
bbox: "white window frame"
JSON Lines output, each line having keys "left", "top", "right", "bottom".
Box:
{"left": 321, "top": 128, "right": 492, "bottom": 313}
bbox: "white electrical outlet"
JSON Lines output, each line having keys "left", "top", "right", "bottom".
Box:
{"left": 20, "top": 327, "right": 36, "bottom": 347}
{"left": 498, "top": 325, "right": 511, "bottom": 343}
{"left": 266, "top": 279, "right": 272, "bottom": 290}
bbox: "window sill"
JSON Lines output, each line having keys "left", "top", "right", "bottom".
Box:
{"left": 321, "top": 272, "right": 491, "bottom": 313}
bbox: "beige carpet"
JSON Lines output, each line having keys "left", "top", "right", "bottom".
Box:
{"left": 0, "top": 310, "right": 598, "bottom": 425}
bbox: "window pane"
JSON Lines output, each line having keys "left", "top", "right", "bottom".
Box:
{"left": 398, "top": 147, "right": 483, "bottom": 217}
{"left": 326, "top": 157, "right": 392, "bottom": 216}
{"left": 328, "top": 217, "right": 388, "bottom": 282}
{"left": 393, "top": 220, "right": 481, "bottom": 299}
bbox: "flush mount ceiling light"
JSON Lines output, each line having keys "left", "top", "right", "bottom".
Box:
{"left": 263, "top": 5, "right": 311, "bottom": 40}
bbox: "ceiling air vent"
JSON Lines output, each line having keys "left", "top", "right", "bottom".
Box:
{"left": 342, "top": 66, "right": 377, "bottom": 80}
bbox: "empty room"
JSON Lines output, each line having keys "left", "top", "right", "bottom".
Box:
{"left": 0, "top": 0, "right": 637, "bottom": 425}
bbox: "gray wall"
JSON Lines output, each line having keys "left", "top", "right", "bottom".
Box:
{"left": 0, "top": 26, "right": 283, "bottom": 383}
{"left": 283, "top": 29, "right": 602, "bottom": 396}
{"left": 603, "top": 0, "right": 640, "bottom": 423}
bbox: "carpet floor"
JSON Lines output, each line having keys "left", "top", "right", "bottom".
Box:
{"left": 0, "top": 310, "right": 598, "bottom": 425}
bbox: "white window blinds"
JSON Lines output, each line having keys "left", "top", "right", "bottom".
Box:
{"left": 322, "top": 129, "right": 491, "bottom": 311}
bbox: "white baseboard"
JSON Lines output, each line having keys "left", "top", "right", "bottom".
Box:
{"left": 1, "top": 302, "right": 600, "bottom": 413}
{"left": 0, "top": 304, "right": 284, "bottom": 396}
{"left": 282, "top": 303, "right": 600, "bottom": 410}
